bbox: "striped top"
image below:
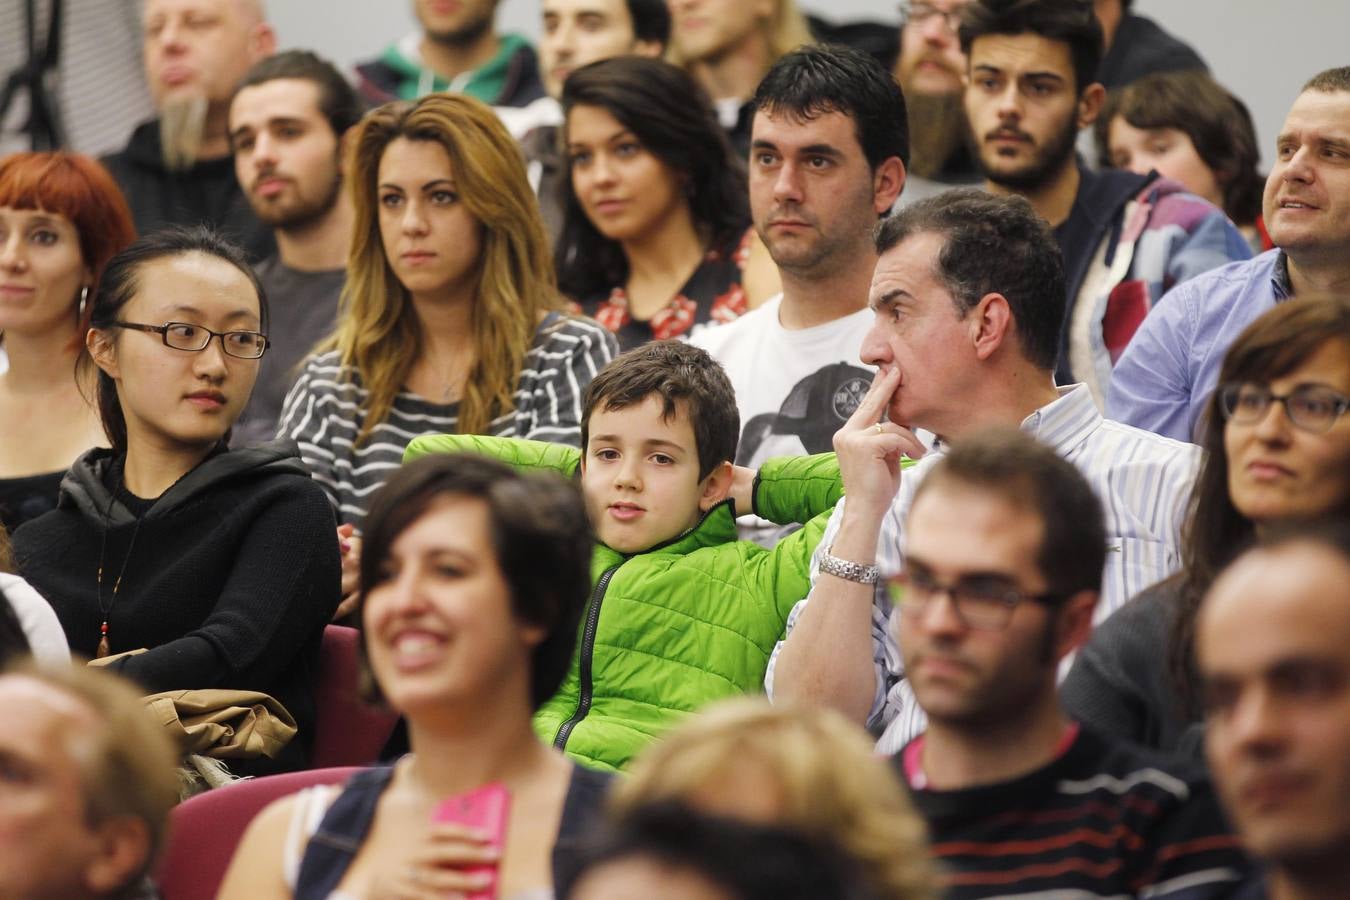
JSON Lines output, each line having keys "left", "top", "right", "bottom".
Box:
{"left": 765, "top": 385, "right": 1201, "bottom": 749}
{"left": 901, "top": 727, "right": 1249, "bottom": 899}
{"left": 277, "top": 315, "right": 617, "bottom": 527}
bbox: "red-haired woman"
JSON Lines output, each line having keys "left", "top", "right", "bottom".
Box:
{"left": 0, "top": 153, "right": 136, "bottom": 532}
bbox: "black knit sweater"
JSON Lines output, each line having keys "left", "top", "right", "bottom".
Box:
{"left": 13, "top": 440, "right": 341, "bottom": 773}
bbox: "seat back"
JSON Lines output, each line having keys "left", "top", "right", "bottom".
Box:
{"left": 312, "top": 624, "right": 400, "bottom": 768}
{"left": 156, "top": 766, "right": 359, "bottom": 900}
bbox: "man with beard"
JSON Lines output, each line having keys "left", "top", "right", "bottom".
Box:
{"left": 690, "top": 44, "right": 906, "bottom": 544}
{"left": 889, "top": 428, "right": 1247, "bottom": 899}
{"left": 227, "top": 50, "right": 362, "bottom": 444}
{"left": 356, "top": 0, "right": 545, "bottom": 108}
{"left": 892, "top": 0, "right": 982, "bottom": 206}
{"left": 959, "top": 0, "right": 1247, "bottom": 406}
{"left": 101, "top": 0, "right": 276, "bottom": 260}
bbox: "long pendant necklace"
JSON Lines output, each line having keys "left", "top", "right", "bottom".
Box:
{"left": 94, "top": 476, "right": 144, "bottom": 659}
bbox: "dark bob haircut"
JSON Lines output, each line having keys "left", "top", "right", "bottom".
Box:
{"left": 356, "top": 453, "right": 593, "bottom": 710}
{"left": 556, "top": 56, "right": 748, "bottom": 301}
{"left": 82, "top": 226, "right": 269, "bottom": 454}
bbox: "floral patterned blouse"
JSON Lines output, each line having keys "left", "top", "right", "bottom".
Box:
{"left": 576, "top": 227, "right": 754, "bottom": 351}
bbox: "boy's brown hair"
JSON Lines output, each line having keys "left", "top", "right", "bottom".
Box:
{"left": 581, "top": 341, "right": 740, "bottom": 481}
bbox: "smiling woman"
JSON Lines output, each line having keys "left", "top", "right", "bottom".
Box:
{"left": 11, "top": 227, "right": 341, "bottom": 775}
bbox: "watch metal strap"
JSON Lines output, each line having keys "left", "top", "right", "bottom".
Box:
{"left": 818, "top": 549, "right": 880, "bottom": 585}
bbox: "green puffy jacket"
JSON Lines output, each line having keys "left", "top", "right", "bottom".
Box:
{"left": 404, "top": 433, "right": 844, "bottom": 771}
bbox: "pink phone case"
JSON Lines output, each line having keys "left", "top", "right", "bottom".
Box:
{"left": 430, "top": 782, "right": 511, "bottom": 900}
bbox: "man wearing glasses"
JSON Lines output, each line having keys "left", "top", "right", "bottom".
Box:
{"left": 890, "top": 427, "right": 1248, "bottom": 899}
{"left": 892, "top": 0, "right": 982, "bottom": 206}
{"left": 766, "top": 189, "right": 1200, "bottom": 750}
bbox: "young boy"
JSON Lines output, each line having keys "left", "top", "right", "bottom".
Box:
{"left": 404, "top": 341, "right": 851, "bottom": 770}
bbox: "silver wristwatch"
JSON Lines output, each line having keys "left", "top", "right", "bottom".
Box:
{"left": 818, "top": 548, "right": 880, "bottom": 585}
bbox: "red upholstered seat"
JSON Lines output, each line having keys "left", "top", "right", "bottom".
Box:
{"left": 312, "top": 624, "right": 401, "bottom": 768}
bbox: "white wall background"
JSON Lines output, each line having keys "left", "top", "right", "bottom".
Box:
{"left": 269, "top": 0, "right": 1350, "bottom": 169}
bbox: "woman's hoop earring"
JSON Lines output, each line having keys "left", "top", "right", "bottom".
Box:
{"left": 78, "top": 285, "right": 89, "bottom": 320}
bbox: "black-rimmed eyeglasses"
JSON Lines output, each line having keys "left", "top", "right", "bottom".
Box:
{"left": 111, "top": 321, "right": 268, "bottom": 360}
{"left": 886, "top": 568, "right": 1065, "bottom": 631}
{"left": 898, "top": 1, "right": 965, "bottom": 31}
{"left": 1218, "top": 382, "right": 1349, "bottom": 434}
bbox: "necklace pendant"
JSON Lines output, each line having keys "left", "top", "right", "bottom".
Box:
{"left": 96, "top": 621, "right": 110, "bottom": 659}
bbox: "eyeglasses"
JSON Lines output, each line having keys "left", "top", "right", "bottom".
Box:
{"left": 898, "top": 1, "right": 966, "bottom": 32}
{"left": 112, "top": 321, "right": 268, "bottom": 360}
{"left": 886, "top": 568, "right": 1063, "bottom": 631}
{"left": 1218, "top": 382, "right": 1349, "bottom": 434}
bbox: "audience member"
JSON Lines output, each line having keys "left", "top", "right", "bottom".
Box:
{"left": 556, "top": 57, "right": 757, "bottom": 350}
{"left": 101, "top": 0, "right": 276, "bottom": 260}
{"left": 11, "top": 227, "right": 340, "bottom": 774}
{"left": 1092, "top": 0, "right": 1206, "bottom": 90}
{"left": 227, "top": 50, "right": 363, "bottom": 446}
{"left": 515, "top": 0, "right": 669, "bottom": 238}
{"left": 1, "top": 524, "right": 69, "bottom": 664}
{"left": 0, "top": 0, "right": 153, "bottom": 157}
{"left": 892, "top": 0, "right": 982, "bottom": 205}
{"left": 612, "top": 697, "right": 937, "bottom": 899}
{"left": 0, "top": 152, "right": 136, "bottom": 532}
{"left": 1108, "top": 67, "right": 1350, "bottom": 442}
{"left": 1199, "top": 521, "right": 1350, "bottom": 900}
{"left": 767, "top": 191, "right": 1199, "bottom": 749}
{"left": 666, "top": 0, "right": 815, "bottom": 158}
{"left": 566, "top": 803, "right": 884, "bottom": 900}
{"left": 405, "top": 341, "right": 848, "bottom": 770}
{"left": 0, "top": 662, "right": 179, "bottom": 900}
{"left": 891, "top": 428, "right": 1248, "bottom": 898}
{"left": 355, "top": 0, "right": 545, "bottom": 108}
{"left": 1064, "top": 295, "right": 1350, "bottom": 757}
{"left": 217, "top": 453, "right": 610, "bottom": 899}
{"left": 958, "top": 0, "right": 1248, "bottom": 404}
{"left": 278, "top": 93, "right": 616, "bottom": 531}
{"left": 1097, "top": 70, "right": 1270, "bottom": 252}
{"left": 691, "top": 43, "right": 906, "bottom": 543}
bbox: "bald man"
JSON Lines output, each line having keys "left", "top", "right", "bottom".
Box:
{"left": 1199, "top": 522, "right": 1350, "bottom": 900}
{"left": 101, "top": 0, "right": 277, "bottom": 259}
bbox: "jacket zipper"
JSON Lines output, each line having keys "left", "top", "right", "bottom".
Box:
{"left": 553, "top": 562, "right": 621, "bottom": 751}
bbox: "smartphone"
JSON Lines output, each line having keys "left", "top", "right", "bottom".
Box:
{"left": 430, "top": 782, "right": 511, "bottom": 900}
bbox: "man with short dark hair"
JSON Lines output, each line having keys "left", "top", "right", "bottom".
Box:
{"left": 691, "top": 43, "right": 906, "bottom": 543}
{"left": 893, "top": 427, "right": 1247, "bottom": 898}
{"left": 767, "top": 189, "right": 1199, "bottom": 748}
{"left": 101, "top": 0, "right": 276, "bottom": 260}
{"left": 509, "top": 0, "right": 670, "bottom": 238}
{"left": 228, "top": 49, "right": 361, "bottom": 444}
{"left": 958, "top": 0, "right": 1247, "bottom": 404}
{"left": 1109, "top": 67, "right": 1350, "bottom": 442}
{"left": 356, "top": 0, "right": 544, "bottom": 108}
{"left": 0, "top": 663, "right": 179, "bottom": 900}
{"left": 1198, "top": 522, "right": 1350, "bottom": 900}
{"left": 892, "top": 0, "right": 982, "bottom": 205}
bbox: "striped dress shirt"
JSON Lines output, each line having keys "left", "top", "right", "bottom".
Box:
{"left": 277, "top": 315, "right": 617, "bottom": 527}
{"left": 765, "top": 385, "right": 1201, "bottom": 750}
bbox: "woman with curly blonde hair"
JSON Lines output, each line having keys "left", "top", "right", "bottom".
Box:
{"left": 280, "top": 94, "right": 617, "bottom": 530}
{"left": 613, "top": 697, "right": 937, "bottom": 900}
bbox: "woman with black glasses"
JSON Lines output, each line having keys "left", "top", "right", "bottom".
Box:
{"left": 12, "top": 227, "right": 341, "bottom": 775}
{"left": 1063, "top": 295, "right": 1350, "bottom": 759}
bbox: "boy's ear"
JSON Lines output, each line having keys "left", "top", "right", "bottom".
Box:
{"left": 697, "top": 461, "right": 734, "bottom": 512}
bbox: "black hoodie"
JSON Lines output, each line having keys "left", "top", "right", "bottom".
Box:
{"left": 13, "top": 440, "right": 340, "bottom": 773}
